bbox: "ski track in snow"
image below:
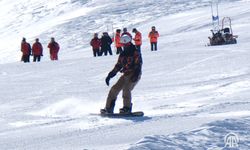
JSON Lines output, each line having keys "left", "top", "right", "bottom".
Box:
{"left": 0, "top": 0, "right": 250, "bottom": 150}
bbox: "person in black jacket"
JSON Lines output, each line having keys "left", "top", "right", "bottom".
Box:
{"left": 101, "top": 35, "right": 143, "bottom": 114}
{"left": 100, "top": 32, "right": 113, "bottom": 56}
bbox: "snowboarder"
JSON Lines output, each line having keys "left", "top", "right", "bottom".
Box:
{"left": 47, "top": 37, "right": 60, "bottom": 60}
{"left": 32, "top": 38, "right": 43, "bottom": 62}
{"left": 115, "top": 29, "right": 123, "bottom": 55}
{"left": 148, "top": 26, "right": 159, "bottom": 51}
{"left": 132, "top": 28, "right": 142, "bottom": 53}
{"left": 21, "top": 37, "right": 31, "bottom": 63}
{"left": 100, "top": 32, "right": 113, "bottom": 56}
{"left": 90, "top": 33, "right": 101, "bottom": 57}
{"left": 101, "top": 34, "right": 142, "bottom": 114}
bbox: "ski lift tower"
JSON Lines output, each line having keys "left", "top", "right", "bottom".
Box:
{"left": 211, "top": 0, "right": 220, "bottom": 32}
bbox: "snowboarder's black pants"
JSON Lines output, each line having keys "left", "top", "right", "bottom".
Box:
{"left": 116, "top": 47, "right": 122, "bottom": 55}
{"left": 151, "top": 42, "right": 157, "bottom": 51}
{"left": 22, "top": 55, "right": 30, "bottom": 63}
{"left": 33, "top": 55, "right": 41, "bottom": 62}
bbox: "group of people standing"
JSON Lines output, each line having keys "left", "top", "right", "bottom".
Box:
{"left": 90, "top": 26, "right": 160, "bottom": 57}
{"left": 21, "top": 37, "right": 60, "bottom": 63}
{"left": 90, "top": 32, "right": 113, "bottom": 57}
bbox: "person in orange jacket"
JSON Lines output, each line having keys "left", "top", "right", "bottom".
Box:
{"left": 115, "top": 29, "right": 122, "bottom": 55}
{"left": 47, "top": 37, "right": 60, "bottom": 60}
{"left": 32, "top": 38, "right": 43, "bottom": 62}
{"left": 21, "top": 37, "right": 31, "bottom": 63}
{"left": 132, "top": 28, "right": 142, "bottom": 53}
{"left": 148, "top": 26, "right": 159, "bottom": 51}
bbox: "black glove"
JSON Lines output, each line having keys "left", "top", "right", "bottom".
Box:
{"left": 105, "top": 71, "right": 116, "bottom": 86}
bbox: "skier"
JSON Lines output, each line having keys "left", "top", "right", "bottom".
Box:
{"left": 101, "top": 34, "right": 142, "bottom": 114}
{"left": 100, "top": 32, "right": 113, "bottom": 56}
{"left": 21, "top": 37, "right": 31, "bottom": 63}
{"left": 90, "top": 33, "right": 101, "bottom": 57}
{"left": 148, "top": 26, "right": 159, "bottom": 51}
{"left": 32, "top": 38, "right": 43, "bottom": 62}
{"left": 115, "top": 29, "right": 122, "bottom": 55}
{"left": 132, "top": 28, "right": 142, "bottom": 53}
{"left": 47, "top": 37, "right": 60, "bottom": 60}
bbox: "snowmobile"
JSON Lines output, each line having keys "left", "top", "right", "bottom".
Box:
{"left": 208, "top": 17, "right": 238, "bottom": 46}
{"left": 207, "top": 0, "right": 238, "bottom": 46}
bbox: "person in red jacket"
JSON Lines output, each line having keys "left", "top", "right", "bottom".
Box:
{"left": 148, "top": 26, "right": 159, "bottom": 51}
{"left": 32, "top": 38, "right": 43, "bottom": 62}
{"left": 90, "top": 33, "right": 101, "bottom": 57}
{"left": 21, "top": 37, "right": 31, "bottom": 63}
{"left": 132, "top": 28, "right": 142, "bottom": 53}
{"left": 115, "top": 29, "right": 122, "bottom": 55}
{"left": 47, "top": 37, "right": 60, "bottom": 60}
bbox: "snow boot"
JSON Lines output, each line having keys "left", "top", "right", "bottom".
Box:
{"left": 119, "top": 106, "right": 132, "bottom": 114}
{"left": 100, "top": 108, "right": 113, "bottom": 114}
{"left": 100, "top": 100, "right": 115, "bottom": 114}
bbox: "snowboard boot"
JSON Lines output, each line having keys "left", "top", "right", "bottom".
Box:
{"left": 100, "top": 99, "right": 116, "bottom": 114}
{"left": 100, "top": 108, "right": 113, "bottom": 114}
{"left": 119, "top": 106, "right": 132, "bottom": 114}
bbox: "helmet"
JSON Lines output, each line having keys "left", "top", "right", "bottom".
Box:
{"left": 132, "top": 28, "right": 137, "bottom": 33}
{"left": 120, "top": 35, "right": 132, "bottom": 44}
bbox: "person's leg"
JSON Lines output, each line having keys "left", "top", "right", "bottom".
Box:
{"left": 33, "top": 56, "right": 36, "bottom": 62}
{"left": 50, "top": 54, "right": 53, "bottom": 60}
{"left": 118, "top": 47, "right": 123, "bottom": 54}
{"left": 154, "top": 42, "right": 157, "bottom": 51}
{"left": 105, "top": 75, "right": 125, "bottom": 111}
{"left": 104, "top": 50, "right": 108, "bottom": 56}
{"left": 27, "top": 56, "right": 30, "bottom": 62}
{"left": 136, "top": 45, "right": 141, "bottom": 53}
{"left": 54, "top": 53, "right": 58, "bottom": 60}
{"left": 23, "top": 55, "right": 28, "bottom": 63}
{"left": 122, "top": 74, "right": 140, "bottom": 111}
{"left": 93, "top": 49, "right": 96, "bottom": 57}
{"left": 151, "top": 42, "right": 154, "bottom": 51}
{"left": 99, "top": 49, "right": 103, "bottom": 56}
{"left": 116, "top": 47, "right": 119, "bottom": 55}
{"left": 108, "top": 48, "right": 112, "bottom": 55}
{"left": 37, "top": 56, "right": 41, "bottom": 62}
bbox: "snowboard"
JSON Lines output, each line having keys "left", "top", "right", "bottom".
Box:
{"left": 100, "top": 111, "right": 144, "bottom": 118}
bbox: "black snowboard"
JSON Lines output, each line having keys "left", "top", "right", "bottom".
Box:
{"left": 100, "top": 111, "right": 144, "bottom": 118}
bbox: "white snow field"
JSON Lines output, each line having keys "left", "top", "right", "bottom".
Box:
{"left": 0, "top": 0, "right": 250, "bottom": 149}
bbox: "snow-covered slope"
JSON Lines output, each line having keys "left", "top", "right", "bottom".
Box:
{"left": 0, "top": 0, "right": 250, "bottom": 150}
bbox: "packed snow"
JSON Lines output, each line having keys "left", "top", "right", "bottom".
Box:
{"left": 0, "top": 0, "right": 250, "bottom": 150}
